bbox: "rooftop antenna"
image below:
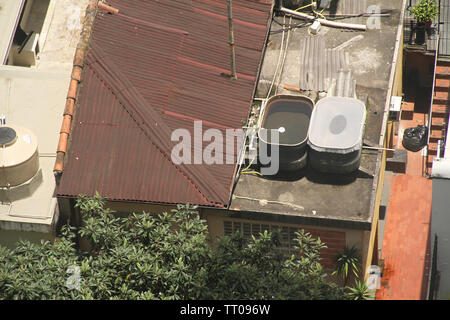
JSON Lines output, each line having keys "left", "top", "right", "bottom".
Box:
{"left": 226, "top": 0, "right": 237, "bottom": 79}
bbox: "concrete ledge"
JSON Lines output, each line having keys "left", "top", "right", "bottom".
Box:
{"left": 386, "top": 149, "right": 407, "bottom": 173}
{"left": 37, "top": 0, "right": 57, "bottom": 52}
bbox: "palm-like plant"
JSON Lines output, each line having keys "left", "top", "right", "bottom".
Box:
{"left": 347, "top": 280, "right": 375, "bottom": 300}
{"left": 332, "top": 245, "right": 360, "bottom": 286}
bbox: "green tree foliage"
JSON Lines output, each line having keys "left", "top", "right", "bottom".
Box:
{"left": 0, "top": 193, "right": 347, "bottom": 300}
{"left": 204, "top": 229, "right": 346, "bottom": 300}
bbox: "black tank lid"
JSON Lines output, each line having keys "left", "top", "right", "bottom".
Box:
{"left": 0, "top": 127, "right": 17, "bottom": 146}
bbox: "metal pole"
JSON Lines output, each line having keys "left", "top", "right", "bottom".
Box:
{"left": 426, "top": 34, "right": 440, "bottom": 175}
{"left": 362, "top": 146, "right": 396, "bottom": 151}
{"left": 227, "top": 0, "right": 237, "bottom": 79}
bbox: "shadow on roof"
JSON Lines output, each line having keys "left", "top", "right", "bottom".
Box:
{"left": 252, "top": 163, "right": 373, "bottom": 185}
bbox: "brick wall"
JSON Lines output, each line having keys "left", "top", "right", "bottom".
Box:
{"left": 305, "top": 228, "right": 347, "bottom": 269}
{"left": 222, "top": 218, "right": 347, "bottom": 270}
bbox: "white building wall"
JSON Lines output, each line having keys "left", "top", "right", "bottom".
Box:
{"left": 431, "top": 178, "right": 450, "bottom": 299}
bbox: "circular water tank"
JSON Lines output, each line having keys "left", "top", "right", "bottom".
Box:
{"left": 0, "top": 124, "right": 39, "bottom": 187}
{"left": 258, "top": 95, "right": 314, "bottom": 171}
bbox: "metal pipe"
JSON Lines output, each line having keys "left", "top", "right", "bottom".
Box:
{"left": 280, "top": 7, "right": 367, "bottom": 31}
{"left": 444, "top": 113, "right": 450, "bottom": 158}
{"left": 227, "top": 0, "right": 237, "bottom": 79}
{"left": 323, "top": 13, "right": 391, "bottom": 17}
{"left": 266, "top": 15, "right": 286, "bottom": 100}
{"left": 274, "top": 16, "right": 292, "bottom": 97}
{"left": 362, "top": 146, "right": 396, "bottom": 151}
{"left": 437, "top": 139, "right": 442, "bottom": 159}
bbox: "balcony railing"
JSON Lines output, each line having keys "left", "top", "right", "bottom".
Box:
{"left": 426, "top": 34, "right": 440, "bottom": 176}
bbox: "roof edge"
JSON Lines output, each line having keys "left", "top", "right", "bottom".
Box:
{"left": 367, "top": 0, "right": 408, "bottom": 220}
{"left": 228, "top": 1, "right": 275, "bottom": 207}
{"left": 224, "top": 208, "right": 372, "bottom": 231}
{"left": 53, "top": 1, "right": 120, "bottom": 175}
{"left": 56, "top": 193, "right": 227, "bottom": 209}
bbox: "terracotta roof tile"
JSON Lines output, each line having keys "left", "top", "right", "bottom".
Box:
{"left": 98, "top": 1, "right": 119, "bottom": 15}
{"left": 54, "top": 1, "right": 98, "bottom": 173}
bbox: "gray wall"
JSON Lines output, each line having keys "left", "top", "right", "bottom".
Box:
{"left": 0, "top": 229, "right": 54, "bottom": 250}
{"left": 432, "top": 178, "right": 450, "bottom": 299}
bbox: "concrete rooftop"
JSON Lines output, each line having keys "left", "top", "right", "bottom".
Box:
{"left": 0, "top": 0, "right": 89, "bottom": 232}
{"left": 230, "top": 0, "right": 404, "bottom": 228}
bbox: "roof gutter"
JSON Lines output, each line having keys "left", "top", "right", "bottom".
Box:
{"left": 53, "top": 1, "right": 99, "bottom": 177}
{"left": 54, "top": 1, "right": 119, "bottom": 178}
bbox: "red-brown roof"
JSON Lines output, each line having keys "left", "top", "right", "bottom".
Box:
{"left": 56, "top": 0, "right": 273, "bottom": 207}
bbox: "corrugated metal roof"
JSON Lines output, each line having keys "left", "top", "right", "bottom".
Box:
{"left": 341, "top": 0, "right": 367, "bottom": 25}
{"left": 57, "top": 0, "right": 273, "bottom": 207}
{"left": 299, "top": 36, "right": 348, "bottom": 92}
{"left": 329, "top": 69, "right": 356, "bottom": 98}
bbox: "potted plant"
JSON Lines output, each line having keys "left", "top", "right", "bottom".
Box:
{"left": 410, "top": 0, "right": 439, "bottom": 45}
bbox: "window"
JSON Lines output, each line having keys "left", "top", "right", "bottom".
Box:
{"left": 223, "top": 220, "right": 299, "bottom": 252}
{"left": 5, "top": 0, "right": 51, "bottom": 67}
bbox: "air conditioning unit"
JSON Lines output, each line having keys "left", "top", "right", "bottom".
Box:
{"left": 389, "top": 96, "right": 402, "bottom": 121}
{"left": 12, "top": 32, "right": 40, "bottom": 67}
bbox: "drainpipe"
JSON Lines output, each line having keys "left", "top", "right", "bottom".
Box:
{"left": 227, "top": 0, "right": 237, "bottom": 79}
{"left": 444, "top": 112, "right": 450, "bottom": 158}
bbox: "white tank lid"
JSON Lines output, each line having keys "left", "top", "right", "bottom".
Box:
{"left": 308, "top": 97, "right": 366, "bottom": 154}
